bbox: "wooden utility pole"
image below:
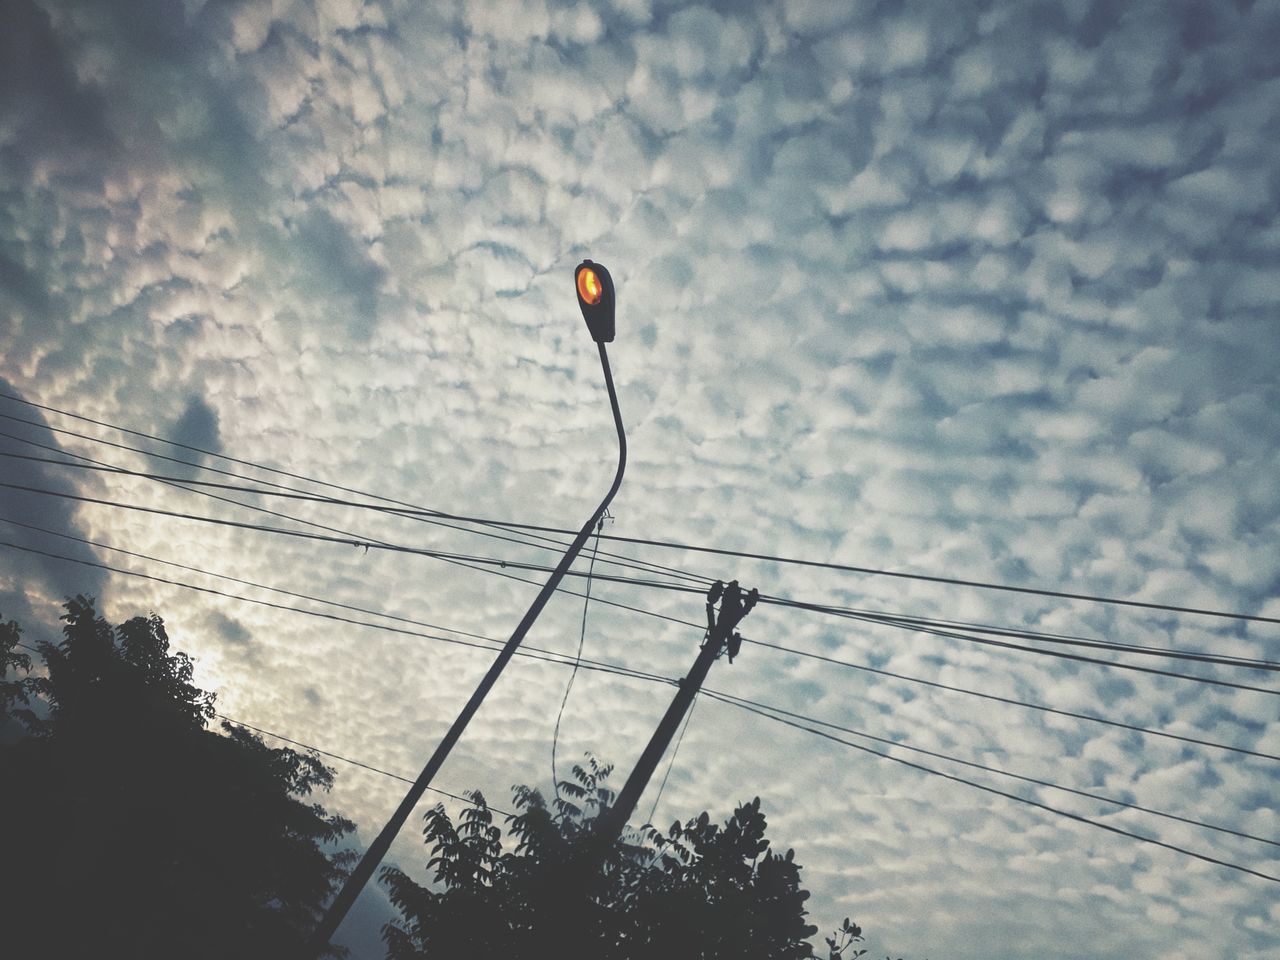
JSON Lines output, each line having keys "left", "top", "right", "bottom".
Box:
{"left": 587, "top": 579, "right": 756, "bottom": 858}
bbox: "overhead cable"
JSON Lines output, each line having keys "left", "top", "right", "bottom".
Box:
{"left": 9, "top": 516, "right": 1265, "bottom": 764}
{"left": 742, "top": 637, "right": 1280, "bottom": 763}
{"left": 3, "top": 392, "right": 1276, "bottom": 625}
{"left": 702, "top": 689, "right": 1278, "bottom": 848}
{"left": 704, "top": 692, "right": 1280, "bottom": 885}
{"left": 4, "top": 480, "right": 1276, "bottom": 694}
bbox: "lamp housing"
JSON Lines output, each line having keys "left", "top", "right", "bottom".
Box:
{"left": 575, "top": 259, "right": 615, "bottom": 343}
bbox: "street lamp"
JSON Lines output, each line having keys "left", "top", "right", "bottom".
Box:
{"left": 307, "top": 260, "right": 628, "bottom": 955}
{"left": 575, "top": 259, "right": 615, "bottom": 342}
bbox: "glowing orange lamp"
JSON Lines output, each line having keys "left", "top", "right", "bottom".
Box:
{"left": 575, "top": 259, "right": 615, "bottom": 342}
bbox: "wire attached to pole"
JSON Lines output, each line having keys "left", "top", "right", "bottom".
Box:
{"left": 647, "top": 692, "right": 697, "bottom": 825}
{"left": 552, "top": 512, "right": 606, "bottom": 803}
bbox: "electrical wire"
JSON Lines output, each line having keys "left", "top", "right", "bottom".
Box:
{"left": 0, "top": 417, "right": 706, "bottom": 591}
{"left": 793, "top": 601, "right": 1280, "bottom": 695}
{"left": 9, "top": 515, "right": 1267, "bottom": 766}
{"left": 0, "top": 539, "right": 676, "bottom": 689}
{"left": 216, "top": 714, "right": 518, "bottom": 818}
{"left": 741, "top": 637, "right": 1280, "bottom": 763}
{"left": 24, "top": 440, "right": 1278, "bottom": 674}
{"left": 647, "top": 693, "right": 698, "bottom": 827}
{"left": 0, "top": 515, "right": 500, "bottom": 646}
{"left": 754, "top": 592, "right": 1279, "bottom": 670}
{"left": 552, "top": 515, "right": 605, "bottom": 801}
{"left": 702, "top": 691, "right": 1280, "bottom": 885}
{"left": 5, "top": 426, "right": 1274, "bottom": 675}
{"left": 5, "top": 479, "right": 1277, "bottom": 695}
{"left": 12, "top": 439, "right": 1273, "bottom": 676}
{"left": 6, "top": 406, "right": 1277, "bottom": 682}
{"left": 0, "top": 444, "right": 703, "bottom": 591}
{"left": 4, "top": 392, "right": 1277, "bottom": 626}
{"left": 10, "top": 576, "right": 1273, "bottom": 881}
{"left": 700, "top": 689, "right": 1278, "bottom": 848}
{"left": 0, "top": 479, "right": 703, "bottom": 596}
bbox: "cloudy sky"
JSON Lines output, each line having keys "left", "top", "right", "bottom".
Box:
{"left": 2, "top": 0, "right": 1279, "bottom": 956}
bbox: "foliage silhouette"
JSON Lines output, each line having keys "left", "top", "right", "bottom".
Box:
{"left": 381, "top": 756, "right": 866, "bottom": 960}
{"left": 0, "top": 596, "right": 354, "bottom": 959}
{"left": 0, "top": 612, "right": 39, "bottom": 730}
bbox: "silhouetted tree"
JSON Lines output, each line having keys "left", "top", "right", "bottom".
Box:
{"left": 0, "top": 613, "right": 38, "bottom": 729}
{"left": 0, "top": 596, "right": 354, "bottom": 959}
{"left": 381, "top": 757, "right": 866, "bottom": 959}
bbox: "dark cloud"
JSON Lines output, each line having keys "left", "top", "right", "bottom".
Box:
{"left": 0, "top": 0, "right": 112, "bottom": 168}
{"left": 208, "top": 609, "right": 251, "bottom": 648}
{"left": 172, "top": 394, "right": 222, "bottom": 455}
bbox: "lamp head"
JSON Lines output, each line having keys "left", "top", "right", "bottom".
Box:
{"left": 575, "top": 259, "right": 615, "bottom": 343}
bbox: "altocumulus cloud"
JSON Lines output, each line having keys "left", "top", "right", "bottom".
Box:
{"left": 1, "top": 1, "right": 1278, "bottom": 958}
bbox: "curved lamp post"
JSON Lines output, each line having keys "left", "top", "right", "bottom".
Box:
{"left": 306, "top": 259, "right": 627, "bottom": 955}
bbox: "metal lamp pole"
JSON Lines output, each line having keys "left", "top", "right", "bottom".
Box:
{"left": 306, "top": 260, "right": 626, "bottom": 955}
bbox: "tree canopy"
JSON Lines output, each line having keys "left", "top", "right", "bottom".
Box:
{"left": 381, "top": 757, "right": 871, "bottom": 960}
{"left": 0, "top": 596, "right": 354, "bottom": 959}
{"left": 1, "top": 597, "right": 894, "bottom": 960}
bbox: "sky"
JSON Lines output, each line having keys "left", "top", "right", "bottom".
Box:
{"left": 1, "top": 0, "right": 1279, "bottom": 957}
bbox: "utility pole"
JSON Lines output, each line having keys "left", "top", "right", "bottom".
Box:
{"left": 305, "top": 261, "right": 626, "bottom": 957}
{"left": 586, "top": 579, "right": 756, "bottom": 860}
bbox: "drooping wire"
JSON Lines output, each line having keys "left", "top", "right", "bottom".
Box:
{"left": 647, "top": 692, "right": 698, "bottom": 826}
{"left": 552, "top": 512, "right": 606, "bottom": 802}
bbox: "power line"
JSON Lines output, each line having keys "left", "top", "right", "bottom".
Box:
{"left": 2, "top": 643, "right": 511, "bottom": 817}
{"left": 12, "top": 436, "right": 1272, "bottom": 673}
{"left": 756, "top": 594, "right": 1278, "bottom": 671}
{"left": 6, "top": 479, "right": 1276, "bottom": 694}
{"left": 0, "top": 479, "right": 702, "bottom": 597}
{"left": 20, "top": 620, "right": 1273, "bottom": 883}
{"left": 7, "top": 402, "right": 1277, "bottom": 687}
{"left": 216, "top": 714, "right": 517, "bottom": 818}
{"left": 11, "top": 565, "right": 1273, "bottom": 883}
{"left": 0, "top": 538, "right": 677, "bottom": 689}
{"left": 702, "top": 691, "right": 1280, "bottom": 885}
{"left": 0, "top": 515, "right": 502, "bottom": 646}
{"left": 701, "top": 689, "right": 1278, "bottom": 848}
{"left": 0, "top": 443, "right": 703, "bottom": 591}
{"left": 742, "top": 637, "right": 1280, "bottom": 763}
{"left": 0, "top": 396, "right": 710, "bottom": 592}
{"left": 24, "top": 443, "right": 1275, "bottom": 673}
{"left": 0, "top": 434, "right": 709, "bottom": 635}
{"left": 793, "top": 602, "right": 1280, "bottom": 695}
{"left": 21, "top": 438, "right": 1275, "bottom": 672}
{"left": 4, "top": 392, "right": 1276, "bottom": 626}
{"left": 11, "top": 514, "right": 1268, "bottom": 768}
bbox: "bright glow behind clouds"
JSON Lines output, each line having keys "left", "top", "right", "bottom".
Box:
{"left": 1, "top": 1, "right": 1278, "bottom": 957}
